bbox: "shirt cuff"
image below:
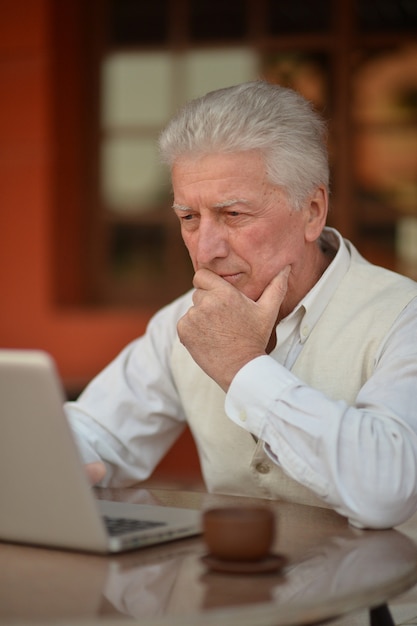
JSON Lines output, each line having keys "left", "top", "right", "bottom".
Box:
{"left": 225, "top": 355, "right": 298, "bottom": 438}
{"left": 72, "top": 428, "right": 103, "bottom": 465}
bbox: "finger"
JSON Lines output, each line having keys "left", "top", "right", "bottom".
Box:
{"left": 85, "top": 461, "right": 106, "bottom": 486}
{"left": 193, "top": 268, "right": 226, "bottom": 290}
{"left": 257, "top": 266, "right": 291, "bottom": 314}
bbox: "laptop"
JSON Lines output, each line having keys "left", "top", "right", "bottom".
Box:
{"left": 0, "top": 349, "right": 202, "bottom": 553}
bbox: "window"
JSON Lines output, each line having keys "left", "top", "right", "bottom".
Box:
{"left": 53, "top": 0, "right": 417, "bottom": 308}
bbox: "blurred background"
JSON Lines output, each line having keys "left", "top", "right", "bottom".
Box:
{"left": 1, "top": 0, "right": 416, "bottom": 479}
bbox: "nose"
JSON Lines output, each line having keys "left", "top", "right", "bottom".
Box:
{"left": 194, "top": 216, "right": 229, "bottom": 266}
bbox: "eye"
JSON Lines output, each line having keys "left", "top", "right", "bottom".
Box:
{"left": 174, "top": 211, "right": 194, "bottom": 222}
{"left": 177, "top": 212, "right": 199, "bottom": 231}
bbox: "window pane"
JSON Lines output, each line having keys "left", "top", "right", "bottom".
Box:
{"left": 262, "top": 52, "right": 329, "bottom": 111}
{"left": 352, "top": 45, "right": 417, "bottom": 276}
{"left": 101, "top": 137, "right": 169, "bottom": 212}
{"left": 266, "top": 0, "right": 331, "bottom": 35}
{"left": 189, "top": 0, "right": 247, "bottom": 41}
{"left": 109, "top": 224, "right": 166, "bottom": 281}
{"left": 107, "top": 0, "right": 169, "bottom": 45}
{"left": 101, "top": 52, "right": 173, "bottom": 128}
{"left": 106, "top": 221, "right": 194, "bottom": 306}
{"left": 353, "top": 46, "right": 417, "bottom": 214}
{"left": 358, "top": 0, "right": 417, "bottom": 32}
{"left": 183, "top": 48, "right": 258, "bottom": 102}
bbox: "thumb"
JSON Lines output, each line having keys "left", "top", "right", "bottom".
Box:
{"left": 85, "top": 461, "right": 106, "bottom": 486}
{"left": 257, "top": 265, "right": 290, "bottom": 315}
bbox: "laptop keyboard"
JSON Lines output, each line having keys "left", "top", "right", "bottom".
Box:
{"left": 103, "top": 516, "right": 166, "bottom": 537}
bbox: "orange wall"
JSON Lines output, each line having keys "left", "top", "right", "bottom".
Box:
{"left": 0, "top": 0, "right": 149, "bottom": 385}
{"left": 0, "top": 0, "right": 202, "bottom": 481}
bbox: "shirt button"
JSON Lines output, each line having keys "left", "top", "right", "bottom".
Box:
{"left": 239, "top": 410, "right": 247, "bottom": 422}
{"left": 301, "top": 325, "right": 309, "bottom": 338}
{"left": 255, "top": 462, "right": 270, "bottom": 474}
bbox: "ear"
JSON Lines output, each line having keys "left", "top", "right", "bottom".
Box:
{"left": 304, "top": 185, "right": 328, "bottom": 242}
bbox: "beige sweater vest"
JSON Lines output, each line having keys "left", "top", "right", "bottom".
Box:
{"left": 170, "top": 244, "right": 417, "bottom": 507}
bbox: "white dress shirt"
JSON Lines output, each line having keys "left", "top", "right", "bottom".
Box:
{"left": 66, "top": 229, "right": 417, "bottom": 527}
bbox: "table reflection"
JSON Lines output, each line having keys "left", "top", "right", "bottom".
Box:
{"left": 1, "top": 488, "right": 417, "bottom": 626}
{"left": 102, "top": 528, "right": 417, "bottom": 621}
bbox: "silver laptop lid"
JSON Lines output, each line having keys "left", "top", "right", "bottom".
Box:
{"left": 0, "top": 350, "right": 201, "bottom": 553}
{"left": 0, "top": 349, "right": 112, "bottom": 551}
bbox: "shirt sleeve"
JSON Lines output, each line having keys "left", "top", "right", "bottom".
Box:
{"left": 65, "top": 292, "right": 193, "bottom": 487}
{"left": 225, "top": 298, "right": 417, "bottom": 529}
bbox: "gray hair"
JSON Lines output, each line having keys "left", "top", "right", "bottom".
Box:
{"left": 159, "top": 80, "right": 329, "bottom": 210}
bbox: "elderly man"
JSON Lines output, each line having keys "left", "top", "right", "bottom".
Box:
{"left": 66, "top": 81, "right": 417, "bottom": 529}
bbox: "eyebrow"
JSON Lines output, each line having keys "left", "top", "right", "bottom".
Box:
{"left": 172, "top": 199, "right": 250, "bottom": 211}
{"left": 213, "top": 198, "right": 250, "bottom": 209}
{"left": 172, "top": 203, "right": 191, "bottom": 212}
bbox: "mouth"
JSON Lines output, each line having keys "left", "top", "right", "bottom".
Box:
{"left": 220, "top": 272, "right": 243, "bottom": 285}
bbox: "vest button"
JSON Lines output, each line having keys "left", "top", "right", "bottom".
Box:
{"left": 255, "top": 462, "right": 270, "bottom": 474}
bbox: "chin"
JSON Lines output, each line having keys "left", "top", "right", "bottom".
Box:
{"left": 241, "top": 287, "right": 262, "bottom": 302}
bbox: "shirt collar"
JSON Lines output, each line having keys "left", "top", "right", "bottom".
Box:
{"left": 281, "top": 227, "right": 351, "bottom": 344}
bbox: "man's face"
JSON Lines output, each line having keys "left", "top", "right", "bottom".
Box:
{"left": 172, "top": 151, "right": 314, "bottom": 302}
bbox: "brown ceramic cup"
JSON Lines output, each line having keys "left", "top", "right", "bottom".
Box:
{"left": 202, "top": 506, "right": 275, "bottom": 562}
